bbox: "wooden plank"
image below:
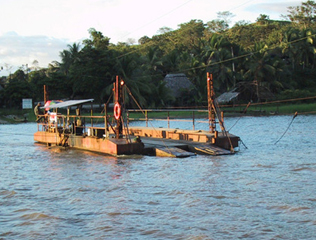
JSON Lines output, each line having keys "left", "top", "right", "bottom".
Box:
{"left": 188, "top": 143, "right": 233, "bottom": 156}
{"left": 141, "top": 137, "right": 188, "bottom": 148}
{"left": 140, "top": 136, "right": 234, "bottom": 156}
{"left": 155, "top": 147, "right": 195, "bottom": 158}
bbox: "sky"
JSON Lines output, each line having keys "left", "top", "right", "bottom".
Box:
{"left": 0, "top": 0, "right": 301, "bottom": 76}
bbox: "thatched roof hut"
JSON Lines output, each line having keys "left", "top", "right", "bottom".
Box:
{"left": 163, "top": 73, "right": 193, "bottom": 98}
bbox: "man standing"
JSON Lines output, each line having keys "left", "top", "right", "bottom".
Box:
{"left": 34, "top": 102, "right": 43, "bottom": 122}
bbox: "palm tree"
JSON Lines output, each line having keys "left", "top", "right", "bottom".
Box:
{"left": 281, "top": 28, "right": 300, "bottom": 70}
{"left": 202, "top": 34, "right": 234, "bottom": 92}
{"left": 58, "top": 43, "right": 81, "bottom": 75}
{"left": 244, "top": 43, "right": 276, "bottom": 101}
{"left": 114, "top": 53, "right": 153, "bottom": 108}
{"left": 296, "top": 29, "right": 316, "bottom": 69}
{"left": 186, "top": 56, "right": 207, "bottom": 105}
{"left": 162, "top": 49, "right": 181, "bottom": 74}
{"left": 68, "top": 43, "right": 81, "bottom": 63}
{"left": 208, "top": 48, "right": 233, "bottom": 92}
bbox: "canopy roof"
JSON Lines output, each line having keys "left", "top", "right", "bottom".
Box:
{"left": 216, "top": 92, "right": 240, "bottom": 104}
{"left": 41, "top": 99, "right": 94, "bottom": 109}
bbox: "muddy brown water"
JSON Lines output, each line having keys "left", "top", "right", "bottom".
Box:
{"left": 1, "top": 115, "right": 316, "bottom": 239}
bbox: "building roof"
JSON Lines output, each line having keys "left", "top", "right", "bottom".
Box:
{"left": 41, "top": 99, "right": 94, "bottom": 109}
{"left": 216, "top": 81, "right": 275, "bottom": 103}
{"left": 216, "top": 91, "right": 240, "bottom": 104}
{"left": 164, "top": 73, "right": 193, "bottom": 97}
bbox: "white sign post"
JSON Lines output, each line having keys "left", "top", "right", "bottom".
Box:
{"left": 22, "top": 98, "right": 33, "bottom": 109}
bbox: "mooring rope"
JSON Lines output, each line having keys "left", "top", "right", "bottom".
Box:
{"left": 212, "top": 100, "right": 235, "bottom": 153}
{"left": 274, "top": 111, "right": 298, "bottom": 145}
{"left": 240, "top": 138, "right": 248, "bottom": 149}
{"left": 228, "top": 102, "right": 251, "bottom": 131}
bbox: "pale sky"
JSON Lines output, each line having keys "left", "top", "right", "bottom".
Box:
{"left": 0, "top": 0, "right": 301, "bottom": 76}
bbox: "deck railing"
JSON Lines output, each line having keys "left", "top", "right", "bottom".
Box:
{"left": 126, "top": 109, "right": 212, "bottom": 130}
{"left": 36, "top": 114, "right": 109, "bottom": 137}
{"left": 37, "top": 108, "right": 220, "bottom": 136}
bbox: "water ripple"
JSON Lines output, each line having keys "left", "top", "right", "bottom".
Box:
{"left": 1, "top": 118, "right": 316, "bottom": 239}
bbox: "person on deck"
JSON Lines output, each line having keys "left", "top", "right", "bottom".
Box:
{"left": 34, "top": 102, "right": 44, "bottom": 122}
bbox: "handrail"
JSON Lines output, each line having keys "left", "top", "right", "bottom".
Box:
{"left": 36, "top": 113, "right": 109, "bottom": 136}
{"left": 37, "top": 108, "right": 221, "bottom": 135}
{"left": 127, "top": 109, "right": 215, "bottom": 131}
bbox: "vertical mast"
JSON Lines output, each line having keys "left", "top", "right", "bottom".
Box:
{"left": 44, "top": 85, "right": 48, "bottom": 104}
{"left": 207, "top": 72, "right": 216, "bottom": 133}
{"left": 113, "top": 76, "right": 124, "bottom": 138}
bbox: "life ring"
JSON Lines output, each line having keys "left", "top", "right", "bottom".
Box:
{"left": 114, "top": 102, "right": 121, "bottom": 120}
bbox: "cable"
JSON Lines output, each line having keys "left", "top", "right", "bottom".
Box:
{"left": 115, "top": 32, "right": 316, "bottom": 84}
{"left": 125, "top": 85, "right": 175, "bottom": 154}
{"left": 118, "top": 0, "right": 195, "bottom": 42}
{"left": 240, "top": 138, "right": 248, "bottom": 149}
{"left": 228, "top": 0, "right": 258, "bottom": 12}
{"left": 118, "top": 0, "right": 258, "bottom": 43}
{"left": 274, "top": 111, "right": 298, "bottom": 144}
{"left": 228, "top": 101, "right": 251, "bottom": 131}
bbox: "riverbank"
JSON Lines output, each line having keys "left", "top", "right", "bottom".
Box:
{"left": 1, "top": 101, "right": 315, "bottom": 124}
{"left": 0, "top": 115, "right": 28, "bottom": 124}
{"left": 0, "top": 118, "right": 8, "bottom": 124}
{"left": 0, "top": 109, "right": 33, "bottom": 124}
{"left": 127, "top": 102, "right": 316, "bottom": 119}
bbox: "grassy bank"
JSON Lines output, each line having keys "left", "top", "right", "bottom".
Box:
{"left": 0, "top": 108, "right": 35, "bottom": 123}
{"left": 222, "top": 102, "right": 316, "bottom": 116}
{"left": 1, "top": 102, "right": 315, "bottom": 123}
{"left": 127, "top": 102, "right": 316, "bottom": 119}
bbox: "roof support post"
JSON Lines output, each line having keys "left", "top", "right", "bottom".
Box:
{"left": 114, "top": 76, "right": 124, "bottom": 138}
{"left": 207, "top": 72, "right": 216, "bottom": 133}
{"left": 44, "top": 85, "right": 48, "bottom": 104}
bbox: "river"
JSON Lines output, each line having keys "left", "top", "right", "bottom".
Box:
{"left": 1, "top": 115, "right": 316, "bottom": 239}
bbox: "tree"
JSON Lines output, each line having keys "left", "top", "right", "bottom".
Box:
{"left": 83, "top": 28, "right": 110, "bottom": 49}
{"left": 243, "top": 43, "right": 277, "bottom": 101}
{"left": 5, "top": 1, "right": 316, "bottom": 108}
{"left": 69, "top": 46, "right": 113, "bottom": 101}
{"left": 283, "top": 0, "right": 316, "bottom": 27}
{"left": 1, "top": 69, "right": 32, "bottom": 108}
{"left": 114, "top": 52, "right": 154, "bottom": 107}
{"left": 138, "top": 36, "right": 151, "bottom": 45}
{"left": 31, "top": 60, "right": 40, "bottom": 71}
{"left": 175, "top": 20, "right": 205, "bottom": 53}
{"left": 217, "top": 11, "right": 235, "bottom": 28}
{"left": 186, "top": 55, "right": 207, "bottom": 105}
{"left": 296, "top": 29, "right": 316, "bottom": 69}
{"left": 281, "top": 28, "right": 300, "bottom": 69}
{"left": 162, "top": 49, "right": 181, "bottom": 74}
{"left": 206, "top": 11, "right": 234, "bottom": 34}
{"left": 256, "top": 14, "right": 270, "bottom": 25}
{"left": 206, "top": 19, "right": 228, "bottom": 33}
{"left": 58, "top": 43, "right": 81, "bottom": 76}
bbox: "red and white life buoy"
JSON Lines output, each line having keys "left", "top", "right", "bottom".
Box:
{"left": 114, "top": 102, "right": 121, "bottom": 120}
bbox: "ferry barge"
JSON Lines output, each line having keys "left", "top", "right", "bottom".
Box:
{"left": 34, "top": 74, "right": 239, "bottom": 157}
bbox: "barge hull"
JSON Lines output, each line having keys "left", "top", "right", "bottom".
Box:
{"left": 34, "top": 131, "right": 144, "bottom": 155}
{"left": 127, "top": 127, "right": 239, "bottom": 150}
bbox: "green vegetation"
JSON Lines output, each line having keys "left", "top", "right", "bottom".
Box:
{"left": 1, "top": 1, "right": 316, "bottom": 113}
{"left": 127, "top": 101, "right": 316, "bottom": 120}
{"left": 0, "top": 108, "right": 34, "bottom": 123}
{"left": 220, "top": 102, "right": 316, "bottom": 116}
{"left": 1, "top": 101, "right": 315, "bottom": 124}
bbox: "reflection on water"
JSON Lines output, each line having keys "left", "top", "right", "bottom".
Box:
{"left": 1, "top": 115, "right": 316, "bottom": 239}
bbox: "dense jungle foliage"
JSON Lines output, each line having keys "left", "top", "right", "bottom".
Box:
{"left": 1, "top": 1, "right": 316, "bottom": 109}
